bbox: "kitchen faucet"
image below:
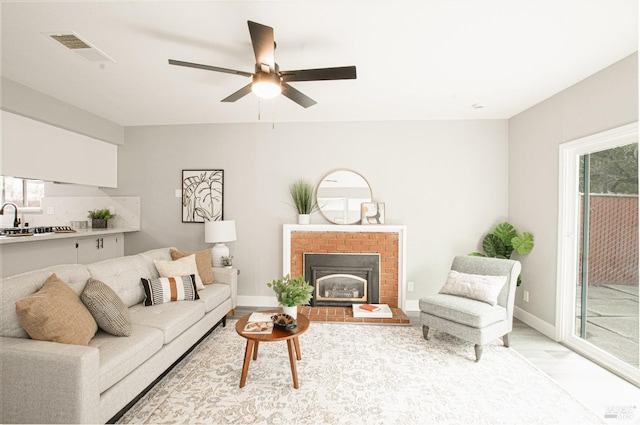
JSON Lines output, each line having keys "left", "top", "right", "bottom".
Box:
{"left": 0, "top": 202, "right": 21, "bottom": 228}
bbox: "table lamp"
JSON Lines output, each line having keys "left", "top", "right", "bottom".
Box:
{"left": 205, "top": 220, "right": 237, "bottom": 267}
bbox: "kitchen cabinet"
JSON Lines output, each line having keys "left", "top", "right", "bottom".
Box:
{"left": 76, "top": 233, "right": 124, "bottom": 264}
{"left": 0, "top": 232, "right": 125, "bottom": 278}
{"left": 0, "top": 238, "right": 78, "bottom": 278}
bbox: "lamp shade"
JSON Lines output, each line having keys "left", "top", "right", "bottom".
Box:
{"left": 205, "top": 220, "right": 237, "bottom": 243}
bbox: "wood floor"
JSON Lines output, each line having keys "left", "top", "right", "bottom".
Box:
{"left": 234, "top": 307, "right": 639, "bottom": 424}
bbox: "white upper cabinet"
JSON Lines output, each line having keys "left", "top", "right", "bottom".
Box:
{"left": 1, "top": 111, "right": 117, "bottom": 188}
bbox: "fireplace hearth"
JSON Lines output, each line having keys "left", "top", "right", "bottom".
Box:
{"left": 304, "top": 253, "right": 379, "bottom": 307}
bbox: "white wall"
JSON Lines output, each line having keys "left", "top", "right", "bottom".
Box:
{"left": 110, "top": 119, "right": 509, "bottom": 305}
{"left": 508, "top": 53, "right": 638, "bottom": 327}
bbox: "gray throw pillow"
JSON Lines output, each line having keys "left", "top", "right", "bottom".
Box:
{"left": 81, "top": 278, "right": 132, "bottom": 337}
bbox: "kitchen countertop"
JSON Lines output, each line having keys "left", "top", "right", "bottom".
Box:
{"left": 0, "top": 227, "right": 139, "bottom": 245}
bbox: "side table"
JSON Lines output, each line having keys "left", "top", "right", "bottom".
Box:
{"left": 235, "top": 311, "right": 310, "bottom": 389}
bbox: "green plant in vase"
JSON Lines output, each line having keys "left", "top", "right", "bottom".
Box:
{"left": 87, "top": 208, "right": 115, "bottom": 229}
{"left": 289, "top": 179, "right": 317, "bottom": 224}
{"left": 267, "top": 274, "right": 314, "bottom": 319}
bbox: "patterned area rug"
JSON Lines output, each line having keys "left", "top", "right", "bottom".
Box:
{"left": 118, "top": 321, "right": 603, "bottom": 424}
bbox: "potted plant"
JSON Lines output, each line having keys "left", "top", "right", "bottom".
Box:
{"left": 87, "top": 208, "right": 115, "bottom": 229}
{"left": 469, "top": 221, "right": 534, "bottom": 286}
{"left": 289, "top": 179, "right": 317, "bottom": 224}
{"left": 267, "top": 274, "right": 314, "bottom": 319}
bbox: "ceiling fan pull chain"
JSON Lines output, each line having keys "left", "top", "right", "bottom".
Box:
{"left": 272, "top": 100, "right": 276, "bottom": 130}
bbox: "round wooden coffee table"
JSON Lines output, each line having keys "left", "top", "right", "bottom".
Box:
{"left": 236, "top": 311, "right": 310, "bottom": 389}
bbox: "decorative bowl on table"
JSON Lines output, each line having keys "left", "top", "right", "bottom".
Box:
{"left": 271, "top": 313, "right": 297, "bottom": 330}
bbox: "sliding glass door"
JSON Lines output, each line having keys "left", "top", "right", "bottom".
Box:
{"left": 558, "top": 123, "right": 639, "bottom": 386}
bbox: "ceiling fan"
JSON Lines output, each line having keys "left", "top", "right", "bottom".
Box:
{"left": 168, "top": 20, "right": 357, "bottom": 108}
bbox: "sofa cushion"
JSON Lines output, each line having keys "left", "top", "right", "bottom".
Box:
{"left": 87, "top": 255, "right": 152, "bottom": 308}
{"left": 197, "top": 283, "right": 231, "bottom": 313}
{"left": 439, "top": 270, "right": 507, "bottom": 306}
{"left": 89, "top": 325, "right": 164, "bottom": 392}
{"left": 141, "top": 275, "right": 199, "bottom": 306}
{"left": 154, "top": 255, "right": 205, "bottom": 290}
{"left": 170, "top": 248, "right": 214, "bottom": 284}
{"left": 419, "top": 294, "right": 506, "bottom": 328}
{"left": 1, "top": 264, "right": 91, "bottom": 339}
{"left": 81, "top": 278, "right": 132, "bottom": 337}
{"left": 129, "top": 301, "right": 206, "bottom": 344}
{"left": 15, "top": 273, "right": 98, "bottom": 345}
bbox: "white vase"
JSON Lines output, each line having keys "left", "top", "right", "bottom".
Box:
{"left": 298, "top": 214, "right": 310, "bottom": 225}
{"left": 282, "top": 305, "right": 298, "bottom": 319}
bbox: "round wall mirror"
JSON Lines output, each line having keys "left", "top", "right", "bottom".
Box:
{"left": 316, "top": 169, "right": 372, "bottom": 225}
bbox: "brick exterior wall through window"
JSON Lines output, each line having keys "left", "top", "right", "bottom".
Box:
{"left": 579, "top": 194, "right": 639, "bottom": 285}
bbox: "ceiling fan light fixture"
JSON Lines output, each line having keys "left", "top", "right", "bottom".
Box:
{"left": 252, "top": 72, "right": 282, "bottom": 99}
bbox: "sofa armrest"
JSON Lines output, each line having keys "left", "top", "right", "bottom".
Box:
{"left": 0, "top": 336, "right": 100, "bottom": 424}
{"left": 212, "top": 267, "right": 238, "bottom": 308}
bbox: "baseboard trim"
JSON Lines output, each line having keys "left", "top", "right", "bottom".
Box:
{"left": 237, "top": 295, "right": 279, "bottom": 308}
{"left": 404, "top": 299, "right": 420, "bottom": 312}
{"left": 513, "top": 306, "right": 557, "bottom": 341}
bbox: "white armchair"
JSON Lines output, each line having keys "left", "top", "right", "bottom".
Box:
{"left": 419, "top": 255, "right": 521, "bottom": 361}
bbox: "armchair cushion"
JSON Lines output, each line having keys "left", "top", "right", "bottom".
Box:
{"left": 419, "top": 294, "right": 506, "bottom": 328}
{"left": 439, "top": 270, "right": 507, "bottom": 306}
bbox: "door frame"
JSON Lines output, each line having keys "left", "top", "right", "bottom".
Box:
{"left": 556, "top": 121, "right": 638, "bottom": 386}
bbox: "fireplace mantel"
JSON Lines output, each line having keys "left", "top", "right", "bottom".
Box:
{"left": 282, "top": 224, "right": 408, "bottom": 310}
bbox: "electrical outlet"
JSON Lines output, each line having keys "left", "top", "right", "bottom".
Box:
{"left": 175, "top": 189, "right": 182, "bottom": 198}
{"left": 523, "top": 290, "right": 530, "bottom": 303}
{"left": 408, "top": 281, "right": 415, "bottom": 291}
{"left": 109, "top": 206, "right": 115, "bottom": 214}
{"left": 46, "top": 207, "right": 55, "bottom": 215}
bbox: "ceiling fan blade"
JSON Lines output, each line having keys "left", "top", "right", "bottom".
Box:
{"left": 247, "top": 21, "right": 275, "bottom": 72}
{"left": 221, "top": 83, "right": 253, "bottom": 102}
{"left": 168, "top": 59, "right": 253, "bottom": 77}
{"left": 281, "top": 82, "right": 317, "bottom": 108}
{"left": 280, "top": 66, "right": 357, "bottom": 82}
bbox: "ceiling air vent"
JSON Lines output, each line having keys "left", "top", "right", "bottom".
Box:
{"left": 43, "top": 32, "right": 114, "bottom": 63}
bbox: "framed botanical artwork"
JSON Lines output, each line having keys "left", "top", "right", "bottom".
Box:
{"left": 182, "top": 169, "right": 223, "bottom": 223}
{"left": 361, "top": 202, "right": 385, "bottom": 225}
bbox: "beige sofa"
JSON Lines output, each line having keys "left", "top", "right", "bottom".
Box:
{"left": 0, "top": 247, "right": 237, "bottom": 424}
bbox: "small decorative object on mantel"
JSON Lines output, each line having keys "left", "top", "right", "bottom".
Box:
{"left": 289, "top": 179, "right": 317, "bottom": 224}
{"left": 361, "top": 202, "right": 385, "bottom": 225}
{"left": 87, "top": 208, "right": 115, "bottom": 229}
{"left": 267, "top": 274, "right": 314, "bottom": 320}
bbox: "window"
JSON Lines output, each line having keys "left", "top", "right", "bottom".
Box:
{"left": 0, "top": 176, "right": 44, "bottom": 209}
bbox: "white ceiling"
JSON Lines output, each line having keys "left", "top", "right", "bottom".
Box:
{"left": 1, "top": 0, "right": 637, "bottom": 126}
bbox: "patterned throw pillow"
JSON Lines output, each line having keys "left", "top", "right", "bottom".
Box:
{"left": 81, "top": 278, "right": 132, "bottom": 337}
{"left": 170, "top": 248, "right": 215, "bottom": 284}
{"left": 140, "top": 275, "right": 199, "bottom": 306}
{"left": 439, "top": 270, "right": 507, "bottom": 306}
{"left": 15, "top": 273, "right": 98, "bottom": 345}
{"left": 154, "top": 254, "right": 205, "bottom": 290}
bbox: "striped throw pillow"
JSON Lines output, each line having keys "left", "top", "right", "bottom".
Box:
{"left": 140, "top": 275, "right": 199, "bottom": 306}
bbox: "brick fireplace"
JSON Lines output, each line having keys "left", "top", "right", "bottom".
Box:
{"left": 282, "top": 224, "right": 408, "bottom": 323}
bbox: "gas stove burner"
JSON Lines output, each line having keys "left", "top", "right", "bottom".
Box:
{"left": 0, "top": 225, "right": 76, "bottom": 236}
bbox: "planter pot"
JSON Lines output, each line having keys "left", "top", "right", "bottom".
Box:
{"left": 91, "top": 219, "right": 107, "bottom": 229}
{"left": 297, "top": 214, "right": 310, "bottom": 225}
{"left": 282, "top": 305, "right": 298, "bottom": 319}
